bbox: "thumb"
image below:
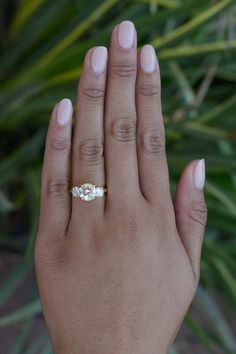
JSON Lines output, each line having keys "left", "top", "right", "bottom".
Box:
{"left": 174, "top": 159, "right": 207, "bottom": 280}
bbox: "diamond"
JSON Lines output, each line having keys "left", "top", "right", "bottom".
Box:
{"left": 71, "top": 187, "right": 80, "bottom": 197}
{"left": 95, "top": 187, "right": 104, "bottom": 197}
{"left": 77, "top": 183, "right": 96, "bottom": 201}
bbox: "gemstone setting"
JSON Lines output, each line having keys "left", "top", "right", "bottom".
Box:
{"left": 71, "top": 183, "right": 106, "bottom": 201}
{"left": 95, "top": 187, "right": 105, "bottom": 197}
{"left": 77, "top": 183, "right": 96, "bottom": 201}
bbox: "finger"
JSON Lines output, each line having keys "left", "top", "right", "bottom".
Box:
{"left": 38, "top": 99, "right": 73, "bottom": 242}
{"left": 104, "top": 21, "right": 140, "bottom": 203}
{"left": 71, "top": 46, "right": 108, "bottom": 218}
{"left": 174, "top": 159, "right": 207, "bottom": 280}
{"left": 136, "top": 45, "right": 172, "bottom": 206}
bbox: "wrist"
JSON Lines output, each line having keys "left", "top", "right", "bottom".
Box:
{"left": 53, "top": 341, "right": 168, "bottom": 354}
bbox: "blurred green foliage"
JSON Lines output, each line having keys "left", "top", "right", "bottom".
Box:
{"left": 0, "top": 0, "right": 236, "bottom": 353}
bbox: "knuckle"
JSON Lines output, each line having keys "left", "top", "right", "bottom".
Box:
{"left": 136, "top": 84, "right": 160, "bottom": 98}
{"left": 113, "top": 212, "right": 140, "bottom": 249}
{"left": 35, "top": 237, "right": 68, "bottom": 270}
{"left": 47, "top": 178, "right": 70, "bottom": 197}
{"left": 192, "top": 263, "right": 200, "bottom": 284}
{"left": 81, "top": 87, "right": 105, "bottom": 103}
{"left": 154, "top": 206, "right": 173, "bottom": 232}
{"left": 79, "top": 139, "right": 104, "bottom": 164}
{"left": 49, "top": 137, "right": 71, "bottom": 152}
{"left": 188, "top": 200, "right": 208, "bottom": 228}
{"left": 111, "top": 117, "right": 136, "bottom": 142}
{"left": 140, "top": 129, "right": 166, "bottom": 154}
{"left": 112, "top": 62, "right": 136, "bottom": 78}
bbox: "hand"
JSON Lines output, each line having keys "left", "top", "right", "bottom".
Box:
{"left": 35, "top": 21, "right": 207, "bottom": 354}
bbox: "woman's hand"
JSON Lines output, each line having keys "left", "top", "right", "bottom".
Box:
{"left": 35, "top": 21, "right": 207, "bottom": 354}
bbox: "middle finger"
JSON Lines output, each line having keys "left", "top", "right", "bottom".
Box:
{"left": 105, "top": 21, "right": 140, "bottom": 204}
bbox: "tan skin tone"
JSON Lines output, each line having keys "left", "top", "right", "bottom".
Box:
{"left": 35, "top": 21, "right": 207, "bottom": 354}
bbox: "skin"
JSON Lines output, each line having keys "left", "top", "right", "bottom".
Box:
{"left": 35, "top": 22, "right": 207, "bottom": 354}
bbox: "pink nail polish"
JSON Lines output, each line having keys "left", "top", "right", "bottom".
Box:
{"left": 91, "top": 46, "right": 108, "bottom": 75}
{"left": 56, "top": 98, "right": 73, "bottom": 126}
{"left": 193, "top": 159, "right": 205, "bottom": 190}
{"left": 140, "top": 45, "right": 156, "bottom": 73}
{"left": 118, "top": 20, "right": 135, "bottom": 49}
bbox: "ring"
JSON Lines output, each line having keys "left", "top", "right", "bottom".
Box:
{"left": 70, "top": 183, "right": 107, "bottom": 201}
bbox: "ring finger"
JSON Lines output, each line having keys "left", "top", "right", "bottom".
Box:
{"left": 71, "top": 46, "right": 108, "bottom": 220}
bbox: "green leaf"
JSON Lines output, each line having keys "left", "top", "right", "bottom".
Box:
{"left": 10, "top": 319, "right": 32, "bottom": 354}
{"left": 185, "top": 312, "right": 214, "bottom": 351}
{"left": 0, "top": 190, "right": 15, "bottom": 213}
{"left": 210, "top": 257, "right": 236, "bottom": 304}
{"left": 134, "top": 0, "right": 180, "bottom": 9}
{"left": 0, "top": 262, "right": 32, "bottom": 307}
{"left": 168, "top": 345, "right": 179, "bottom": 354}
{"left": 24, "top": 168, "right": 41, "bottom": 261}
{"left": 10, "top": 0, "right": 47, "bottom": 36}
{"left": 0, "top": 2, "right": 67, "bottom": 77}
{"left": 158, "top": 40, "right": 236, "bottom": 59}
{"left": 0, "top": 129, "right": 45, "bottom": 185}
{"left": 195, "top": 286, "right": 236, "bottom": 353}
{"left": 24, "top": 333, "right": 48, "bottom": 354}
{"left": 9, "top": 0, "right": 119, "bottom": 86}
{"left": 152, "top": 0, "right": 234, "bottom": 48}
{"left": 205, "top": 181, "right": 236, "bottom": 218}
{"left": 169, "top": 60, "right": 195, "bottom": 105}
{"left": 0, "top": 299, "right": 42, "bottom": 327}
{"left": 41, "top": 341, "right": 53, "bottom": 354}
{"left": 197, "top": 93, "right": 236, "bottom": 124}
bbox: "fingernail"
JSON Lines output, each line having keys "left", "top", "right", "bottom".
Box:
{"left": 193, "top": 159, "right": 205, "bottom": 190}
{"left": 91, "top": 46, "right": 108, "bottom": 75}
{"left": 140, "top": 44, "right": 156, "bottom": 73}
{"left": 56, "top": 98, "right": 73, "bottom": 126}
{"left": 118, "top": 20, "right": 135, "bottom": 49}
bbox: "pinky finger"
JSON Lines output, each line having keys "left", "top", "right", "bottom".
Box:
{"left": 37, "top": 98, "right": 73, "bottom": 243}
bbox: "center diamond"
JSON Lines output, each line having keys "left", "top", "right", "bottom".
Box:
{"left": 78, "top": 183, "right": 96, "bottom": 201}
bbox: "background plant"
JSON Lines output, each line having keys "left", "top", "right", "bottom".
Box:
{"left": 0, "top": 0, "right": 236, "bottom": 353}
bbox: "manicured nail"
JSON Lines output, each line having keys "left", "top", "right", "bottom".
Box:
{"left": 56, "top": 98, "right": 73, "bottom": 126}
{"left": 140, "top": 44, "right": 156, "bottom": 73}
{"left": 118, "top": 20, "right": 135, "bottom": 49}
{"left": 91, "top": 46, "right": 108, "bottom": 75}
{"left": 193, "top": 159, "right": 205, "bottom": 190}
